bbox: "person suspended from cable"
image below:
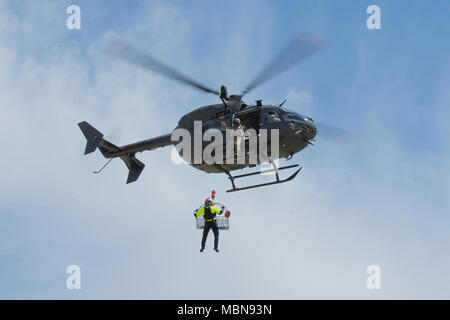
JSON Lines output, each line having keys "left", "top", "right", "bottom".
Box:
{"left": 194, "top": 190, "right": 229, "bottom": 253}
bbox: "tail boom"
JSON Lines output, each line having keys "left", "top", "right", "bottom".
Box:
{"left": 77, "top": 121, "right": 171, "bottom": 183}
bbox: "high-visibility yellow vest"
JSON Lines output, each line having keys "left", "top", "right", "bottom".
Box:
{"left": 195, "top": 205, "right": 222, "bottom": 221}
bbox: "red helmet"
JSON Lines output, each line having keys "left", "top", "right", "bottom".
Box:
{"left": 205, "top": 198, "right": 213, "bottom": 205}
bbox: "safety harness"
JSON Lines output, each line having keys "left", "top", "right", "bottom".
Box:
{"left": 204, "top": 206, "right": 216, "bottom": 222}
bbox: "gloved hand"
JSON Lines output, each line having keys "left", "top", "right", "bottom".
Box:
{"left": 193, "top": 211, "right": 197, "bottom": 218}
{"left": 221, "top": 206, "right": 225, "bottom": 210}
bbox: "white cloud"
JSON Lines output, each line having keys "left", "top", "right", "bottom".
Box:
{"left": 0, "top": 0, "right": 449, "bottom": 299}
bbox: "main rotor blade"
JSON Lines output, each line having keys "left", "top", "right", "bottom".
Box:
{"left": 317, "top": 122, "right": 354, "bottom": 143}
{"left": 242, "top": 33, "right": 327, "bottom": 96}
{"left": 107, "top": 40, "right": 219, "bottom": 95}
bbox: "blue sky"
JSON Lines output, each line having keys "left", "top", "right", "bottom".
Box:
{"left": 0, "top": 0, "right": 449, "bottom": 299}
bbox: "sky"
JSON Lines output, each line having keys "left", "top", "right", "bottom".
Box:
{"left": 0, "top": 0, "right": 449, "bottom": 299}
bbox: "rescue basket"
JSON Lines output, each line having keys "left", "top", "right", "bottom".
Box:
{"left": 195, "top": 201, "right": 231, "bottom": 230}
{"left": 196, "top": 215, "right": 230, "bottom": 230}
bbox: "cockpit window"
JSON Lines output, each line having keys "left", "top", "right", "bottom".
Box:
{"left": 279, "top": 108, "right": 305, "bottom": 121}
{"left": 264, "top": 110, "right": 282, "bottom": 123}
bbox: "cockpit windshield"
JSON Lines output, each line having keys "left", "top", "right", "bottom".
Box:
{"left": 279, "top": 108, "right": 303, "bottom": 121}
{"left": 279, "top": 108, "right": 314, "bottom": 122}
{"left": 281, "top": 107, "right": 299, "bottom": 115}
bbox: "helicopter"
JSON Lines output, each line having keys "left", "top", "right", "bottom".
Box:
{"left": 78, "top": 33, "right": 349, "bottom": 192}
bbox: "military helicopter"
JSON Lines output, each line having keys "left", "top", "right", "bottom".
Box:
{"left": 78, "top": 33, "right": 349, "bottom": 192}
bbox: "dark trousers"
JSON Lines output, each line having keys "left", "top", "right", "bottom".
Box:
{"left": 201, "top": 220, "right": 219, "bottom": 249}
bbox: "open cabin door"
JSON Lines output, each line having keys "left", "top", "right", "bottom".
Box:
{"left": 235, "top": 107, "right": 262, "bottom": 132}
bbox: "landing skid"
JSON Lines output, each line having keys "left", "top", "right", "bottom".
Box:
{"left": 225, "top": 163, "right": 302, "bottom": 193}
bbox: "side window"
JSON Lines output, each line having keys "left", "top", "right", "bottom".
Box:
{"left": 264, "top": 110, "right": 281, "bottom": 123}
